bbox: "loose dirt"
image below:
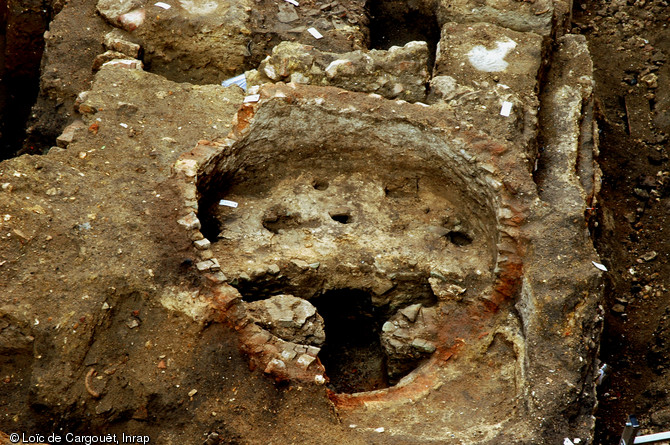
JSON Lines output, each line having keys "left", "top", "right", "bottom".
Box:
{"left": 574, "top": 0, "right": 670, "bottom": 441}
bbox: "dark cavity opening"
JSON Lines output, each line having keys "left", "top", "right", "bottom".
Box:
{"left": 367, "top": 0, "right": 441, "bottom": 71}
{"left": 198, "top": 197, "right": 224, "bottom": 242}
{"left": 312, "top": 289, "right": 389, "bottom": 393}
{"left": 329, "top": 210, "right": 351, "bottom": 224}
{"left": 0, "top": 1, "right": 51, "bottom": 159}
{"left": 312, "top": 179, "right": 329, "bottom": 191}
{"left": 197, "top": 173, "right": 241, "bottom": 242}
{"left": 447, "top": 230, "right": 473, "bottom": 246}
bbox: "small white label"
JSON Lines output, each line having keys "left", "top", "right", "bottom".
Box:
{"left": 500, "top": 101, "right": 513, "bottom": 117}
{"left": 244, "top": 94, "right": 260, "bottom": 103}
{"left": 119, "top": 123, "right": 129, "bottom": 128}
{"left": 284, "top": 0, "right": 299, "bottom": 5}
{"left": 219, "top": 199, "right": 238, "bottom": 208}
{"left": 154, "top": 2, "right": 171, "bottom": 8}
{"left": 307, "top": 27, "right": 323, "bottom": 39}
{"left": 592, "top": 261, "right": 608, "bottom": 272}
{"left": 221, "top": 73, "right": 247, "bottom": 91}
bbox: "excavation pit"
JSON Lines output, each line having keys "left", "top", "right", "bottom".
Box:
{"left": 174, "top": 80, "right": 601, "bottom": 443}
{"left": 177, "top": 79, "right": 527, "bottom": 417}
{"left": 191, "top": 84, "right": 502, "bottom": 394}
{"left": 367, "top": 0, "right": 441, "bottom": 70}
{"left": 312, "top": 288, "right": 389, "bottom": 393}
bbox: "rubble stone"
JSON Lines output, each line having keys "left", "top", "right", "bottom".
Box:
{"left": 410, "top": 338, "right": 436, "bottom": 353}
{"left": 380, "top": 305, "right": 439, "bottom": 381}
{"left": 264, "top": 358, "right": 287, "bottom": 376}
{"left": 427, "top": 278, "right": 467, "bottom": 302}
{"left": 246, "top": 295, "right": 325, "bottom": 346}
{"left": 103, "top": 29, "right": 141, "bottom": 58}
{"left": 247, "top": 41, "right": 430, "bottom": 102}
{"left": 56, "top": 120, "right": 86, "bottom": 148}
{"left": 92, "top": 50, "right": 132, "bottom": 71}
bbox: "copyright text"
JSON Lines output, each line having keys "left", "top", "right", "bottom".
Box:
{"left": 8, "top": 433, "right": 150, "bottom": 444}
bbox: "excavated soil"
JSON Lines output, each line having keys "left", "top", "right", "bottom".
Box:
{"left": 573, "top": 0, "right": 670, "bottom": 441}
{"left": 1, "top": 0, "right": 670, "bottom": 442}
{"left": 0, "top": 69, "right": 363, "bottom": 445}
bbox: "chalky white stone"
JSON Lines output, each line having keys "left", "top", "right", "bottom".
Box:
{"left": 467, "top": 39, "right": 517, "bottom": 72}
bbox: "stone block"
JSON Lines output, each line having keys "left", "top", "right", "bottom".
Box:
{"left": 264, "top": 358, "right": 287, "bottom": 375}
{"left": 56, "top": 120, "right": 86, "bottom": 148}
{"left": 399, "top": 303, "right": 422, "bottom": 323}
{"left": 194, "top": 238, "right": 211, "bottom": 250}
{"left": 296, "top": 353, "right": 316, "bottom": 370}
{"left": 174, "top": 159, "right": 198, "bottom": 178}
{"left": 101, "top": 58, "right": 144, "bottom": 70}
{"left": 97, "top": 0, "right": 142, "bottom": 24}
{"left": 204, "top": 272, "right": 227, "bottom": 283}
{"left": 434, "top": 22, "right": 543, "bottom": 106}
{"left": 195, "top": 260, "right": 214, "bottom": 272}
{"left": 103, "top": 29, "right": 141, "bottom": 58}
{"left": 280, "top": 348, "right": 297, "bottom": 361}
{"left": 247, "top": 329, "right": 272, "bottom": 347}
{"left": 435, "top": 0, "right": 556, "bottom": 36}
{"left": 178, "top": 212, "right": 201, "bottom": 231}
{"left": 199, "top": 250, "right": 213, "bottom": 260}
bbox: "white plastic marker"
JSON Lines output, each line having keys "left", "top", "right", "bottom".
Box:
{"left": 500, "top": 101, "right": 513, "bottom": 117}
{"left": 592, "top": 261, "right": 608, "bottom": 272}
{"left": 284, "top": 0, "right": 299, "bottom": 5}
{"left": 244, "top": 94, "right": 260, "bottom": 103}
{"left": 154, "top": 2, "right": 171, "bottom": 8}
{"left": 219, "top": 199, "right": 238, "bottom": 208}
{"left": 221, "top": 73, "right": 247, "bottom": 91}
{"left": 307, "top": 27, "right": 323, "bottom": 39}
